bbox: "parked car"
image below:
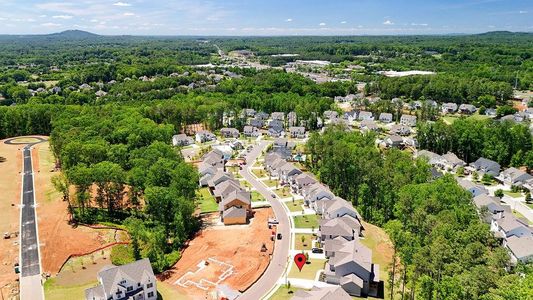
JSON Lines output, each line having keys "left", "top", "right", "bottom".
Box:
{"left": 311, "top": 248, "right": 323, "bottom": 254}
{"left": 271, "top": 193, "right": 276, "bottom": 198}
{"left": 277, "top": 233, "right": 282, "bottom": 240}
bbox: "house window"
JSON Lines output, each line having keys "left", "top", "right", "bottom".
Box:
{"left": 148, "top": 291, "right": 154, "bottom": 297}
{"left": 127, "top": 286, "right": 133, "bottom": 292}
{"left": 147, "top": 283, "right": 153, "bottom": 289}
{"left": 138, "top": 283, "right": 141, "bottom": 287}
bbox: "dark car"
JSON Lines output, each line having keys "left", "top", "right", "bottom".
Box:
{"left": 312, "top": 248, "right": 323, "bottom": 254}
{"left": 271, "top": 193, "right": 276, "bottom": 198}
{"left": 277, "top": 233, "right": 282, "bottom": 240}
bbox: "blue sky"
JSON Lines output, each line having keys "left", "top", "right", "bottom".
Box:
{"left": 0, "top": 0, "right": 531, "bottom": 35}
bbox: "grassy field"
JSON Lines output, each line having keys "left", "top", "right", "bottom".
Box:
{"left": 269, "top": 285, "right": 305, "bottom": 300}
{"left": 288, "top": 258, "right": 326, "bottom": 280}
{"left": 241, "top": 180, "right": 252, "bottom": 189}
{"left": 44, "top": 278, "right": 98, "bottom": 300}
{"left": 293, "top": 214, "right": 319, "bottom": 229}
{"left": 157, "top": 280, "right": 188, "bottom": 300}
{"left": 263, "top": 179, "right": 279, "bottom": 187}
{"left": 251, "top": 190, "right": 265, "bottom": 202}
{"left": 503, "top": 191, "right": 523, "bottom": 198}
{"left": 197, "top": 187, "right": 218, "bottom": 213}
{"left": 286, "top": 199, "right": 305, "bottom": 212}
{"left": 252, "top": 168, "right": 267, "bottom": 178}
{"left": 294, "top": 233, "right": 315, "bottom": 250}
{"left": 275, "top": 187, "right": 291, "bottom": 198}
{"left": 442, "top": 116, "right": 459, "bottom": 125}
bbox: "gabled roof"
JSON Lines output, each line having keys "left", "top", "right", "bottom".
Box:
{"left": 223, "top": 206, "right": 247, "bottom": 219}
{"left": 220, "top": 190, "right": 251, "bottom": 207}
{"left": 291, "top": 286, "right": 351, "bottom": 300}
{"left": 506, "top": 235, "right": 533, "bottom": 259}
{"left": 441, "top": 152, "right": 465, "bottom": 166}
{"left": 85, "top": 285, "right": 105, "bottom": 300}
{"left": 331, "top": 240, "right": 372, "bottom": 271}
{"left": 498, "top": 214, "right": 529, "bottom": 233}
{"left": 501, "top": 167, "right": 533, "bottom": 183}
{"left": 320, "top": 216, "right": 361, "bottom": 237}
{"left": 473, "top": 194, "right": 504, "bottom": 213}
{"left": 324, "top": 197, "right": 358, "bottom": 218}
{"left": 294, "top": 173, "right": 317, "bottom": 186}
{"left": 97, "top": 258, "right": 154, "bottom": 297}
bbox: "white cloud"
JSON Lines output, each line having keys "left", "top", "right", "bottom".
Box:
{"left": 340, "top": 21, "right": 347, "bottom": 24}
{"left": 41, "top": 22, "right": 61, "bottom": 27}
{"left": 383, "top": 20, "right": 394, "bottom": 25}
{"left": 113, "top": 2, "right": 132, "bottom": 7}
{"left": 39, "top": 15, "right": 47, "bottom": 18}
{"left": 319, "top": 22, "right": 326, "bottom": 26}
{"left": 123, "top": 12, "right": 135, "bottom": 16}
{"left": 52, "top": 15, "right": 73, "bottom": 19}
{"left": 411, "top": 23, "right": 428, "bottom": 26}
{"left": 286, "top": 18, "right": 293, "bottom": 22}
{"left": 519, "top": 10, "right": 528, "bottom": 14}
{"left": 90, "top": 19, "right": 98, "bottom": 23}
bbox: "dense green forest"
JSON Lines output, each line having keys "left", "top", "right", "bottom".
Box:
{"left": 306, "top": 127, "right": 532, "bottom": 299}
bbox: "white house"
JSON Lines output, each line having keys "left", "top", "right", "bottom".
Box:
{"left": 85, "top": 258, "right": 157, "bottom": 300}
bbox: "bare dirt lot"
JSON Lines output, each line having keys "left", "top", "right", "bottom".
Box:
{"left": 0, "top": 138, "right": 23, "bottom": 293}
{"left": 32, "top": 140, "right": 118, "bottom": 275}
{"left": 160, "top": 208, "right": 275, "bottom": 299}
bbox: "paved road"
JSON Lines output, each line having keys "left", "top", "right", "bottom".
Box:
{"left": 239, "top": 141, "right": 291, "bottom": 300}
{"left": 5, "top": 137, "right": 46, "bottom": 300}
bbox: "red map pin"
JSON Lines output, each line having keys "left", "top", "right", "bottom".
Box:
{"left": 294, "top": 253, "right": 306, "bottom": 272}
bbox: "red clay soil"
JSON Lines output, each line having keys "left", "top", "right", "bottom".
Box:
{"left": 0, "top": 140, "right": 23, "bottom": 289}
{"left": 32, "top": 141, "right": 117, "bottom": 275}
{"left": 160, "top": 208, "right": 275, "bottom": 299}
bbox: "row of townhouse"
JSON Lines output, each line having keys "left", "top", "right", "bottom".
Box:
{"left": 264, "top": 152, "right": 380, "bottom": 297}
{"left": 198, "top": 149, "right": 252, "bottom": 225}
{"left": 458, "top": 181, "right": 533, "bottom": 264}
{"left": 325, "top": 110, "right": 417, "bottom": 128}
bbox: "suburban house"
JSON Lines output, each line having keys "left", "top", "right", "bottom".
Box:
{"left": 84, "top": 258, "right": 157, "bottom": 300}
{"left": 290, "top": 173, "right": 317, "bottom": 194}
{"left": 334, "top": 94, "right": 357, "bottom": 103}
{"left": 505, "top": 235, "right": 533, "bottom": 264}
{"left": 400, "top": 114, "right": 417, "bottom": 127}
{"left": 220, "top": 127, "right": 240, "bottom": 138}
{"left": 440, "top": 152, "right": 466, "bottom": 171}
{"left": 323, "top": 110, "right": 339, "bottom": 121}
{"left": 322, "top": 197, "right": 359, "bottom": 220}
{"left": 343, "top": 111, "right": 358, "bottom": 125}
{"left": 289, "top": 126, "right": 306, "bottom": 138}
{"left": 457, "top": 178, "right": 489, "bottom": 197}
{"left": 417, "top": 150, "right": 442, "bottom": 166}
{"left": 172, "top": 134, "right": 194, "bottom": 146}
{"left": 378, "top": 112, "right": 393, "bottom": 123}
{"left": 279, "top": 162, "right": 303, "bottom": 184}
{"left": 441, "top": 102, "right": 458, "bottom": 114}
{"left": 498, "top": 167, "right": 533, "bottom": 187}
{"left": 459, "top": 104, "right": 477, "bottom": 114}
{"left": 268, "top": 125, "right": 284, "bottom": 137}
{"left": 271, "top": 112, "right": 285, "bottom": 121}
{"left": 242, "top": 108, "right": 256, "bottom": 117}
{"left": 319, "top": 216, "right": 362, "bottom": 242}
{"left": 384, "top": 135, "right": 404, "bottom": 148}
{"left": 198, "top": 163, "right": 218, "bottom": 186}
{"left": 287, "top": 111, "right": 298, "bottom": 127}
{"left": 243, "top": 125, "right": 260, "bottom": 137}
{"left": 291, "top": 286, "right": 351, "bottom": 300}
{"left": 472, "top": 194, "right": 506, "bottom": 223}
{"left": 357, "top": 111, "right": 373, "bottom": 121}
{"left": 323, "top": 239, "right": 380, "bottom": 297}
{"left": 213, "top": 179, "right": 242, "bottom": 202}
{"left": 201, "top": 149, "right": 226, "bottom": 170}
{"left": 256, "top": 112, "right": 270, "bottom": 120}
{"left": 249, "top": 118, "right": 264, "bottom": 128}
{"left": 389, "top": 124, "right": 411, "bottom": 136}
{"left": 491, "top": 213, "right": 531, "bottom": 239}
{"left": 360, "top": 120, "right": 379, "bottom": 132}
{"left": 195, "top": 130, "right": 217, "bottom": 143}
{"left": 469, "top": 157, "right": 501, "bottom": 177}
{"left": 304, "top": 183, "right": 335, "bottom": 207}
{"left": 219, "top": 190, "right": 252, "bottom": 225}
{"left": 207, "top": 171, "right": 234, "bottom": 192}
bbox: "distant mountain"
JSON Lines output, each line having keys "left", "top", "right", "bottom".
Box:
{"left": 46, "top": 30, "right": 99, "bottom": 38}
{"left": 476, "top": 31, "right": 532, "bottom": 37}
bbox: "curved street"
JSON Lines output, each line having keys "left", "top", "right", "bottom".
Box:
{"left": 239, "top": 141, "right": 291, "bottom": 300}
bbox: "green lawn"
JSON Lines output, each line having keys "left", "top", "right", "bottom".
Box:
{"left": 263, "top": 179, "right": 279, "bottom": 187}
{"left": 286, "top": 199, "right": 305, "bottom": 212}
{"left": 275, "top": 187, "right": 291, "bottom": 198}
{"left": 503, "top": 191, "right": 523, "bottom": 198}
{"left": 526, "top": 202, "right": 533, "bottom": 209}
{"left": 468, "top": 113, "right": 492, "bottom": 121}
{"left": 269, "top": 285, "right": 307, "bottom": 300}
{"left": 157, "top": 281, "right": 189, "bottom": 300}
{"left": 288, "top": 258, "right": 326, "bottom": 280}
{"left": 240, "top": 180, "right": 252, "bottom": 189}
{"left": 253, "top": 161, "right": 264, "bottom": 168}
{"left": 512, "top": 210, "right": 533, "bottom": 225}
{"left": 442, "top": 116, "right": 459, "bottom": 125}
{"left": 252, "top": 168, "right": 267, "bottom": 178}
{"left": 197, "top": 187, "right": 218, "bottom": 213}
{"left": 251, "top": 190, "right": 265, "bottom": 202}
{"left": 295, "top": 233, "right": 315, "bottom": 250}
{"left": 293, "top": 214, "right": 320, "bottom": 229}
{"left": 44, "top": 278, "right": 98, "bottom": 300}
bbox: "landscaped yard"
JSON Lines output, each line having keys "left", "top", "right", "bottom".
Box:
{"left": 253, "top": 161, "right": 263, "bottom": 168}
{"left": 286, "top": 199, "right": 305, "bottom": 212}
{"left": 295, "top": 233, "right": 315, "bottom": 250}
{"left": 44, "top": 279, "right": 98, "bottom": 300}
{"left": 275, "top": 186, "right": 291, "bottom": 198}
{"left": 442, "top": 116, "right": 459, "bottom": 125}
{"left": 503, "top": 191, "right": 523, "bottom": 198}
{"left": 252, "top": 168, "right": 267, "bottom": 178}
{"left": 293, "top": 214, "right": 319, "bottom": 229}
{"left": 251, "top": 190, "right": 265, "bottom": 202}
{"left": 269, "top": 285, "right": 307, "bottom": 300}
{"left": 197, "top": 187, "right": 218, "bottom": 213}
{"left": 240, "top": 180, "right": 252, "bottom": 189}
{"left": 262, "top": 179, "right": 279, "bottom": 187}
{"left": 288, "top": 258, "right": 326, "bottom": 280}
